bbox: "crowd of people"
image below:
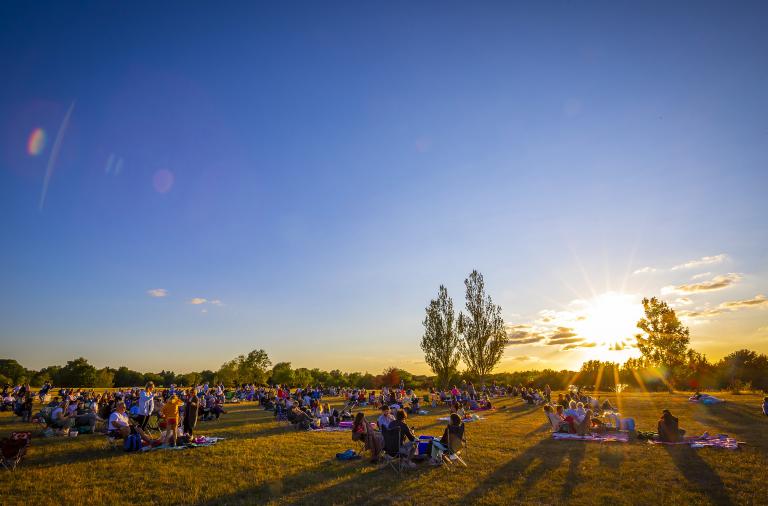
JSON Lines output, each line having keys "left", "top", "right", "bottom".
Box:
{"left": 1, "top": 381, "right": 231, "bottom": 448}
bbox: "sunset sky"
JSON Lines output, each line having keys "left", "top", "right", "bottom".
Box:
{"left": 1, "top": 2, "right": 766, "bottom": 375}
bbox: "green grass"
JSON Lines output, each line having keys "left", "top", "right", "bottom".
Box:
{"left": 1, "top": 392, "right": 766, "bottom": 505}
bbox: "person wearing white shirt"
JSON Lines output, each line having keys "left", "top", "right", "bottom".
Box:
{"left": 137, "top": 382, "right": 155, "bottom": 430}
{"left": 108, "top": 402, "right": 131, "bottom": 438}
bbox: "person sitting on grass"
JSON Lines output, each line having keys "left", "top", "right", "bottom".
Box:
{"left": 51, "top": 401, "right": 72, "bottom": 431}
{"left": 389, "top": 409, "right": 418, "bottom": 468}
{"left": 762, "top": 397, "right": 768, "bottom": 416}
{"left": 107, "top": 402, "right": 132, "bottom": 438}
{"left": 658, "top": 409, "right": 685, "bottom": 442}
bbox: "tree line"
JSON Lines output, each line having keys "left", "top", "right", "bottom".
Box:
{"left": 420, "top": 271, "right": 768, "bottom": 392}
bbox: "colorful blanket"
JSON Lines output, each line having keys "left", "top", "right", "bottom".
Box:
{"left": 311, "top": 421, "right": 355, "bottom": 432}
{"left": 141, "top": 436, "right": 225, "bottom": 452}
{"left": 437, "top": 415, "right": 485, "bottom": 423}
{"left": 688, "top": 394, "right": 725, "bottom": 405}
{"left": 551, "top": 431, "right": 629, "bottom": 443}
{"left": 648, "top": 433, "right": 740, "bottom": 450}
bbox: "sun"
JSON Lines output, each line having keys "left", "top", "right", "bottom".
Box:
{"left": 572, "top": 292, "right": 643, "bottom": 350}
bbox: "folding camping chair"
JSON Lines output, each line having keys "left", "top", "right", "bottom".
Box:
{"left": 442, "top": 423, "right": 468, "bottom": 467}
{"left": 380, "top": 425, "right": 406, "bottom": 474}
{"left": 1, "top": 432, "right": 32, "bottom": 471}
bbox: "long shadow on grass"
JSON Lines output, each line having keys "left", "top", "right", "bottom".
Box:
{"left": 459, "top": 438, "right": 586, "bottom": 503}
{"left": 663, "top": 445, "right": 733, "bottom": 506}
{"left": 193, "top": 459, "right": 365, "bottom": 505}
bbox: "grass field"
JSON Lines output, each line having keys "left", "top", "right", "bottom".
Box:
{"left": 1, "top": 392, "right": 766, "bottom": 505}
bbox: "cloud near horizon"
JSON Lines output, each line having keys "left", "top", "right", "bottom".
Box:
{"left": 671, "top": 254, "right": 727, "bottom": 271}
{"left": 147, "top": 288, "right": 168, "bottom": 298}
{"left": 633, "top": 254, "right": 727, "bottom": 275}
{"left": 661, "top": 273, "right": 742, "bottom": 295}
{"left": 679, "top": 294, "right": 768, "bottom": 321}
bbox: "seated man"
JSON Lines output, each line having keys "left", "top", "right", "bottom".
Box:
{"left": 107, "top": 402, "right": 132, "bottom": 438}
{"left": 658, "top": 409, "right": 685, "bottom": 442}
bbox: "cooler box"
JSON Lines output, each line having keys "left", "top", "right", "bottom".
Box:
{"left": 417, "top": 435, "right": 435, "bottom": 455}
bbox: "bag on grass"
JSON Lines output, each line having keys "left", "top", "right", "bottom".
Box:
{"left": 124, "top": 433, "right": 142, "bottom": 452}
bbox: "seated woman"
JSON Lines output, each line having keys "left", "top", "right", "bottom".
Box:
{"left": 544, "top": 405, "right": 569, "bottom": 432}
{"left": 388, "top": 409, "right": 418, "bottom": 467}
{"left": 50, "top": 401, "right": 72, "bottom": 430}
{"left": 450, "top": 401, "right": 466, "bottom": 420}
{"left": 658, "top": 409, "right": 685, "bottom": 442}
{"left": 439, "top": 413, "right": 464, "bottom": 446}
{"left": 762, "top": 397, "right": 768, "bottom": 417}
{"left": 352, "top": 412, "right": 367, "bottom": 442}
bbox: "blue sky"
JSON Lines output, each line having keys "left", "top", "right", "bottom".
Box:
{"left": 1, "top": 1, "right": 766, "bottom": 374}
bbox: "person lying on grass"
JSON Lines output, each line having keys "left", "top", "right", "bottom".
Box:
{"left": 658, "top": 409, "right": 686, "bottom": 442}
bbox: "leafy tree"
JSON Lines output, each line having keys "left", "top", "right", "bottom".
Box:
{"left": 0, "top": 359, "right": 28, "bottom": 384}
{"left": 378, "top": 367, "right": 401, "bottom": 387}
{"left": 56, "top": 357, "right": 97, "bottom": 387}
{"left": 238, "top": 349, "right": 272, "bottom": 384}
{"left": 94, "top": 367, "right": 115, "bottom": 388}
{"left": 143, "top": 372, "right": 164, "bottom": 386}
{"left": 200, "top": 370, "right": 216, "bottom": 384}
{"left": 421, "top": 285, "right": 461, "bottom": 389}
{"left": 271, "top": 362, "right": 294, "bottom": 385}
{"left": 113, "top": 366, "right": 145, "bottom": 387}
{"left": 635, "top": 297, "right": 691, "bottom": 389}
{"left": 457, "top": 270, "right": 507, "bottom": 385}
{"left": 293, "top": 367, "right": 313, "bottom": 386}
{"left": 180, "top": 372, "right": 201, "bottom": 387}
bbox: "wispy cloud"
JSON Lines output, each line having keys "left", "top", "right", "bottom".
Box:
{"left": 147, "top": 288, "right": 168, "bottom": 298}
{"left": 680, "top": 294, "right": 768, "bottom": 321}
{"left": 563, "top": 341, "right": 596, "bottom": 351}
{"left": 671, "top": 254, "right": 727, "bottom": 271}
{"left": 719, "top": 294, "right": 767, "bottom": 309}
{"left": 633, "top": 266, "right": 657, "bottom": 275}
{"left": 661, "top": 273, "right": 742, "bottom": 295}
{"left": 691, "top": 272, "right": 712, "bottom": 280}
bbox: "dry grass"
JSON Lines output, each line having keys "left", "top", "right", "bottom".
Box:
{"left": 1, "top": 392, "right": 766, "bottom": 505}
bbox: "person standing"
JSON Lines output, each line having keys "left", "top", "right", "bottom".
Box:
{"left": 183, "top": 389, "right": 199, "bottom": 436}
{"left": 137, "top": 382, "right": 155, "bottom": 430}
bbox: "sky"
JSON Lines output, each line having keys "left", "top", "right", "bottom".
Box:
{"left": 1, "top": 1, "right": 767, "bottom": 375}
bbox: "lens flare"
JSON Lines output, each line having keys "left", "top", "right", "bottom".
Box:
{"left": 27, "top": 128, "right": 46, "bottom": 156}
{"left": 153, "top": 169, "right": 174, "bottom": 193}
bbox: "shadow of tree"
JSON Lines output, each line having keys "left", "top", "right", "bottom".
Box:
{"left": 663, "top": 446, "right": 733, "bottom": 506}
{"left": 459, "top": 438, "right": 586, "bottom": 503}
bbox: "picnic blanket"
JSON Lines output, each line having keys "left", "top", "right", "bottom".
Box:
{"left": 648, "top": 433, "right": 740, "bottom": 450}
{"left": 437, "top": 415, "right": 485, "bottom": 423}
{"left": 688, "top": 394, "right": 725, "bottom": 405}
{"left": 141, "top": 436, "right": 225, "bottom": 452}
{"left": 311, "top": 421, "right": 355, "bottom": 432}
{"left": 551, "top": 431, "right": 630, "bottom": 443}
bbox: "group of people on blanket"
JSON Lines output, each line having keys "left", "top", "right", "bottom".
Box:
{"left": 3, "top": 382, "right": 228, "bottom": 447}
{"left": 352, "top": 405, "right": 464, "bottom": 467}
{"left": 544, "top": 397, "right": 617, "bottom": 436}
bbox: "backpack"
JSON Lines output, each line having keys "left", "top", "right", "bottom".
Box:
{"left": 124, "top": 433, "right": 142, "bottom": 452}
